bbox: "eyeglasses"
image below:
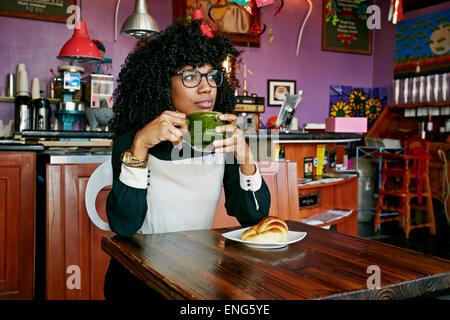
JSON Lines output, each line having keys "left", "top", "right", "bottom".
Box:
{"left": 176, "top": 69, "right": 223, "bottom": 88}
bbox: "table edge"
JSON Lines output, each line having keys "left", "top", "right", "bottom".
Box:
{"left": 318, "top": 272, "right": 450, "bottom": 300}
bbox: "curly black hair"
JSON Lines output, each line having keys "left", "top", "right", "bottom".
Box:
{"left": 110, "top": 19, "right": 241, "bottom": 136}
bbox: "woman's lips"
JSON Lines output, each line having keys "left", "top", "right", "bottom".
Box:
{"left": 195, "top": 99, "right": 213, "bottom": 109}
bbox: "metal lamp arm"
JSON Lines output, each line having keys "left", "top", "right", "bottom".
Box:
{"left": 114, "top": 0, "right": 122, "bottom": 42}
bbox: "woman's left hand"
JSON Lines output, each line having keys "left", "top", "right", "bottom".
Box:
{"left": 213, "top": 114, "right": 256, "bottom": 175}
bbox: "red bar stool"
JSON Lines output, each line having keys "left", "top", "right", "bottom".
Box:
{"left": 374, "top": 135, "right": 436, "bottom": 239}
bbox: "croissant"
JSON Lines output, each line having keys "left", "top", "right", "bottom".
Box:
{"left": 240, "top": 216, "right": 289, "bottom": 243}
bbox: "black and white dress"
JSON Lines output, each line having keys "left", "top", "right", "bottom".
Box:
{"left": 103, "top": 131, "right": 271, "bottom": 300}
{"left": 106, "top": 131, "right": 271, "bottom": 237}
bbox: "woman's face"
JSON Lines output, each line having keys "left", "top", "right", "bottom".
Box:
{"left": 170, "top": 64, "right": 218, "bottom": 115}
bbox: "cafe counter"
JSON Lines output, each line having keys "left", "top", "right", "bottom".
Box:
{"left": 244, "top": 130, "right": 362, "bottom": 225}
{"left": 0, "top": 143, "right": 112, "bottom": 299}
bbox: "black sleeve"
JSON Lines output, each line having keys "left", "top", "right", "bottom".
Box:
{"left": 222, "top": 161, "right": 271, "bottom": 227}
{"left": 106, "top": 132, "right": 148, "bottom": 237}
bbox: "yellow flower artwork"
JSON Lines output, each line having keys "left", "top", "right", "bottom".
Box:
{"left": 329, "top": 85, "right": 387, "bottom": 128}
{"left": 349, "top": 89, "right": 367, "bottom": 116}
{"left": 365, "top": 98, "right": 383, "bottom": 121}
{"left": 330, "top": 100, "right": 352, "bottom": 117}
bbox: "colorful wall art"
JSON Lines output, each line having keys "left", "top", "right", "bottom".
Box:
{"left": 329, "top": 85, "right": 388, "bottom": 128}
{"left": 322, "top": 0, "right": 372, "bottom": 55}
{"left": 394, "top": 8, "right": 450, "bottom": 78}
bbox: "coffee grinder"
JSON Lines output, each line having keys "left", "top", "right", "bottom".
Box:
{"left": 56, "top": 65, "right": 86, "bottom": 130}
{"left": 229, "top": 59, "right": 264, "bottom": 131}
{"left": 234, "top": 93, "right": 265, "bottom": 131}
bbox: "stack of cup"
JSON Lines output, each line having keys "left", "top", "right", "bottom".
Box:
{"left": 6, "top": 73, "right": 15, "bottom": 97}
{"left": 16, "top": 64, "right": 29, "bottom": 97}
{"left": 395, "top": 73, "right": 449, "bottom": 104}
{"left": 31, "top": 78, "right": 41, "bottom": 100}
{"left": 442, "top": 73, "right": 448, "bottom": 101}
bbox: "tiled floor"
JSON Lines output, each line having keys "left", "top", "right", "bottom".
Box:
{"left": 357, "top": 213, "right": 450, "bottom": 260}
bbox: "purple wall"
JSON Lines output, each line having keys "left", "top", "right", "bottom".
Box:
{"left": 248, "top": 0, "right": 375, "bottom": 126}
{"left": 1, "top": 0, "right": 448, "bottom": 129}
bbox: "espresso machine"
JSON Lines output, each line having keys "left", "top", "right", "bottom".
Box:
{"left": 55, "top": 65, "right": 86, "bottom": 130}
{"left": 234, "top": 94, "right": 265, "bottom": 131}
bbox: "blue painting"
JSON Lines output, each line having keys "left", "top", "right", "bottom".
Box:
{"left": 394, "top": 8, "right": 450, "bottom": 77}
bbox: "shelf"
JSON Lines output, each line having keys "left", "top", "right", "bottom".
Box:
{"left": 298, "top": 174, "right": 358, "bottom": 190}
{"left": 16, "top": 130, "right": 114, "bottom": 139}
{"left": 388, "top": 101, "right": 450, "bottom": 109}
{"left": 37, "top": 140, "right": 112, "bottom": 147}
{"left": 0, "top": 96, "right": 67, "bottom": 104}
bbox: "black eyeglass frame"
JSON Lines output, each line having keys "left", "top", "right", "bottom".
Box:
{"left": 176, "top": 69, "right": 224, "bottom": 88}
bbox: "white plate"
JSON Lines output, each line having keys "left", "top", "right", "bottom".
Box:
{"left": 221, "top": 227, "right": 307, "bottom": 249}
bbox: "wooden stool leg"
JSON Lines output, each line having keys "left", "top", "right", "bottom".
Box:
{"left": 375, "top": 192, "right": 383, "bottom": 232}
{"left": 425, "top": 176, "right": 436, "bottom": 235}
{"left": 404, "top": 196, "right": 411, "bottom": 239}
{"left": 375, "top": 166, "right": 389, "bottom": 232}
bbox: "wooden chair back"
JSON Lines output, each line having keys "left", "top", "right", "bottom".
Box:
{"left": 404, "top": 135, "right": 430, "bottom": 155}
{"left": 211, "top": 161, "right": 299, "bottom": 228}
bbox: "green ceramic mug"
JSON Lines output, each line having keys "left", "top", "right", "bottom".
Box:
{"left": 186, "top": 111, "right": 226, "bottom": 146}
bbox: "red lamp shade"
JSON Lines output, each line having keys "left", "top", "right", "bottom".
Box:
{"left": 57, "top": 20, "right": 103, "bottom": 63}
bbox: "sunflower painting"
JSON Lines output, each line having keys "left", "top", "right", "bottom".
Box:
{"left": 365, "top": 98, "right": 383, "bottom": 122}
{"left": 330, "top": 101, "right": 352, "bottom": 117}
{"left": 329, "top": 85, "right": 387, "bottom": 128}
{"left": 349, "top": 89, "right": 367, "bottom": 117}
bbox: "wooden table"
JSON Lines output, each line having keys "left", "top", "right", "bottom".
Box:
{"left": 101, "top": 221, "right": 450, "bottom": 300}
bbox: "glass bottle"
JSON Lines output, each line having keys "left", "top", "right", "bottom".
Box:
{"left": 33, "top": 90, "right": 51, "bottom": 131}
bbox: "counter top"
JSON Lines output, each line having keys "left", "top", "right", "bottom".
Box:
{"left": 18, "top": 130, "right": 114, "bottom": 139}
{"left": 0, "top": 142, "right": 45, "bottom": 151}
{"left": 245, "top": 130, "right": 361, "bottom": 141}
{"left": 245, "top": 131, "right": 362, "bottom": 144}
{"left": 44, "top": 154, "right": 111, "bottom": 164}
{"left": 0, "top": 131, "right": 361, "bottom": 152}
{"left": 18, "top": 129, "right": 361, "bottom": 141}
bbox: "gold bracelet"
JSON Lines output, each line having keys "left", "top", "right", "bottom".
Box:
{"left": 120, "top": 149, "right": 148, "bottom": 168}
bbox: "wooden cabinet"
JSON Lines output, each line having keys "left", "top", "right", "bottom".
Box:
{"left": 296, "top": 176, "right": 359, "bottom": 236}
{"left": 270, "top": 141, "right": 359, "bottom": 236}
{"left": 46, "top": 163, "right": 113, "bottom": 300}
{"left": 282, "top": 142, "right": 338, "bottom": 179}
{"left": 212, "top": 161, "right": 299, "bottom": 228}
{"left": 0, "top": 152, "right": 35, "bottom": 299}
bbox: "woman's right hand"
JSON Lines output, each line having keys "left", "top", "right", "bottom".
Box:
{"left": 131, "top": 111, "right": 188, "bottom": 160}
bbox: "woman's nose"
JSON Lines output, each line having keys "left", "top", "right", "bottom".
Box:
{"left": 197, "top": 76, "right": 211, "bottom": 93}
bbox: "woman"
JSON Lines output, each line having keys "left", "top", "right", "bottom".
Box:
{"left": 104, "top": 20, "right": 270, "bottom": 299}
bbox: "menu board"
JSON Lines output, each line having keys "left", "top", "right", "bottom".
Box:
{"left": 322, "top": 0, "right": 372, "bottom": 55}
{"left": 0, "top": 0, "right": 75, "bottom": 23}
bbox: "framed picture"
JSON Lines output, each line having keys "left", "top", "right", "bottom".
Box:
{"left": 0, "top": 0, "right": 76, "bottom": 24}
{"left": 173, "top": 0, "right": 261, "bottom": 47}
{"left": 267, "top": 80, "right": 296, "bottom": 106}
{"left": 321, "top": 0, "right": 372, "bottom": 55}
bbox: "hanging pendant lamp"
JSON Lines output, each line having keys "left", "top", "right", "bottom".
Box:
{"left": 115, "top": 0, "right": 160, "bottom": 41}
{"left": 57, "top": 1, "right": 103, "bottom": 63}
